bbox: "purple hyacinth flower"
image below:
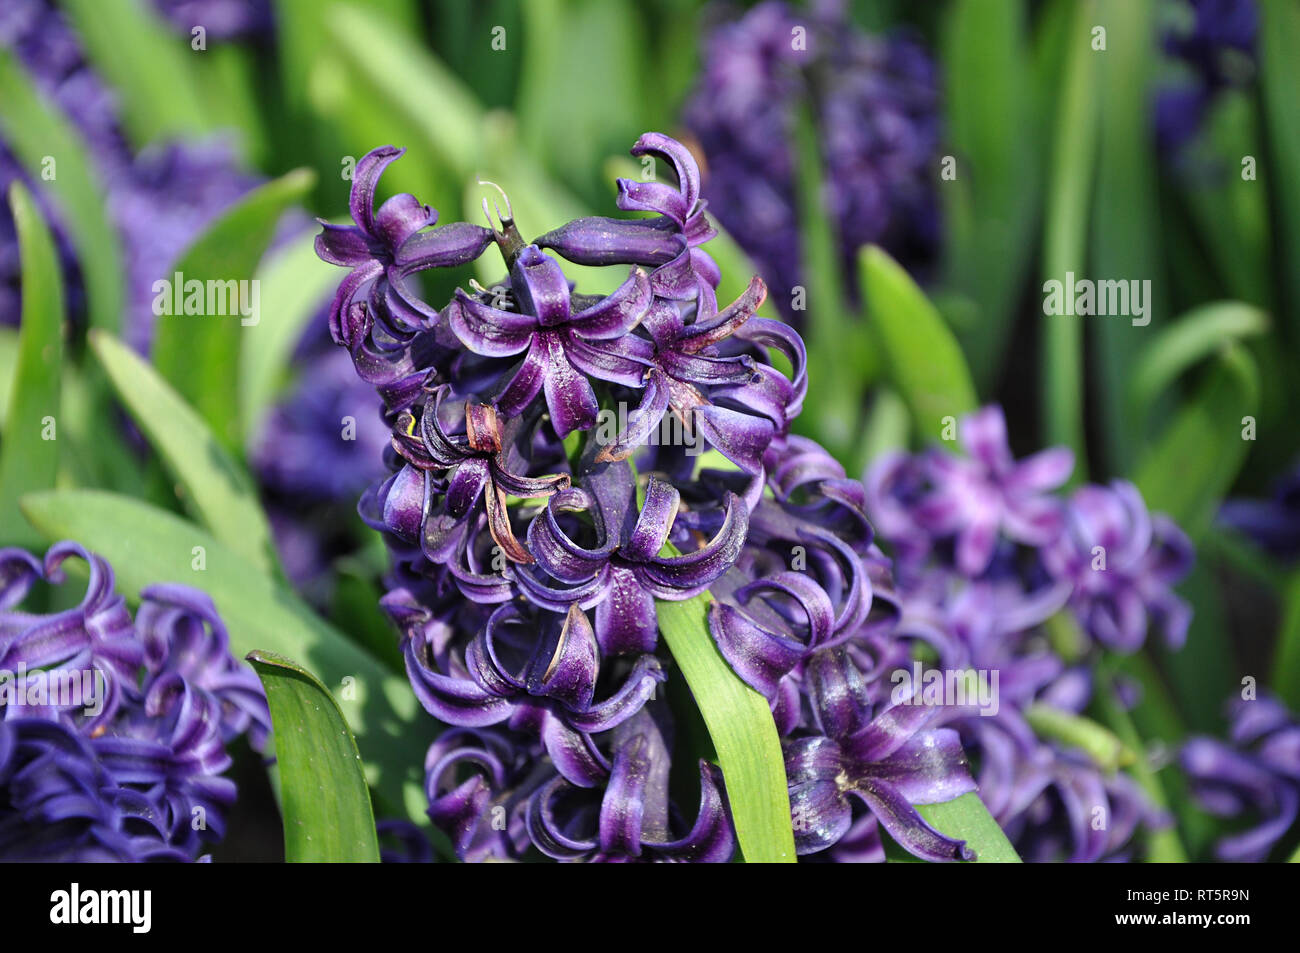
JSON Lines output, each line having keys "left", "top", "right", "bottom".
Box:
{"left": 1042, "top": 480, "right": 1193, "bottom": 652}
{"left": 446, "top": 245, "right": 652, "bottom": 438}
{"left": 537, "top": 132, "right": 721, "bottom": 315}
{"left": 1218, "top": 458, "right": 1300, "bottom": 560}
{"left": 1, "top": 542, "right": 265, "bottom": 862}
{"left": 526, "top": 729, "right": 734, "bottom": 863}
{"left": 786, "top": 648, "right": 977, "bottom": 861}
{"left": 911, "top": 406, "right": 1074, "bottom": 577}
{"left": 403, "top": 602, "right": 663, "bottom": 787}
{"left": 519, "top": 460, "right": 748, "bottom": 654}
{"left": 1183, "top": 693, "right": 1300, "bottom": 862}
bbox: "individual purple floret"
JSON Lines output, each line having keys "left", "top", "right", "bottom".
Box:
{"left": 680, "top": 0, "right": 942, "bottom": 317}
{"left": 1183, "top": 693, "right": 1300, "bottom": 861}
{"left": 0, "top": 542, "right": 267, "bottom": 862}
{"left": 1218, "top": 459, "right": 1300, "bottom": 560}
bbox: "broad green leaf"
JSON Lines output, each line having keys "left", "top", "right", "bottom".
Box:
{"left": 915, "top": 793, "right": 1021, "bottom": 863}
{"left": 60, "top": 0, "right": 209, "bottom": 147}
{"left": 238, "top": 232, "right": 340, "bottom": 442}
{"left": 248, "top": 650, "right": 381, "bottom": 863}
{"left": 19, "top": 490, "right": 432, "bottom": 822}
{"left": 1091, "top": 0, "right": 1160, "bottom": 474}
{"left": 1023, "top": 703, "right": 1134, "bottom": 773}
{"left": 0, "top": 49, "right": 123, "bottom": 333}
{"left": 90, "top": 330, "right": 278, "bottom": 576}
{"left": 1133, "top": 343, "right": 1259, "bottom": 538}
{"left": 655, "top": 594, "right": 795, "bottom": 863}
{"left": 1127, "top": 302, "right": 1268, "bottom": 422}
{"left": 861, "top": 245, "right": 977, "bottom": 439}
{"left": 152, "top": 169, "right": 315, "bottom": 454}
{"left": 1273, "top": 570, "right": 1300, "bottom": 711}
{"left": 0, "top": 184, "right": 63, "bottom": 548}
{"left": 1040, "top": 2, "right": 1098, "bottom": 476}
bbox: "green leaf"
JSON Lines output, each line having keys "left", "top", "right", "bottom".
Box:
{"left": 247, "top": 650, "right": 381, "bottom": 863}
{"left": 19, "top": 490, "right": 432, "bottom": 823}
{"left": 1260, "top": 0, "right": 1300, "bottom": 326}
{"left": 1133, "top": 343, "right": 1259, "bottom": 538}
{"left": 0, "top": 49, "right": 124, "bottom": 333}
{"left": 0, "top": 184, "right": 63, "bottom": 548}
{"left": 1090, "top": 0, "right": 1160, "bottom": 474}
{"left": 326, "top": 3, "right": 484, "bottom": 180}
{"left": 942, "top": 0, "right": 1040, "bottom": 390}
{"left": 89, "top": 330, "right": 278, "bottom": 576}
{"left": 793, "top": 105, "right": 867, "bottom": 458}
{"left": 1040, "top": 2, "right": 1099, "bottom": 476}
{"left": 914, "top": 793, "right": 1021, "bottom": 863}
{"left": 0, "top": 328, "right": 17, "bottom": 429}
{"left": 860, "top": 245, "right": 978, "bottom": 438}
{"left": 1127, "top": 302, "right": 1268, "bottom": 422}
{"left": 59, "top": 0, "right": 209, "bottom": 147}
{"left": 151, "top": 169, "right": 315, "bottom": 454}
{"left": 655, "top": 593, "right": 795, "bottom": 863}
{"left": 238, "top": 232, "right": 341, "bottom": 443}
{"left": 1023, "top": 703, "right": 1134, "bottom": 773}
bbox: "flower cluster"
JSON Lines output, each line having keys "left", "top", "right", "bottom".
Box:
{"left": 863, "top": 406, "right": 1193, "bottom": 860}
{"left": 0, "top": 542, "right": 268, "bottom": 861}
{"left": 681, "top": 0, "right": 941, "bottom": 318}
{"left": 1182, "top": 693, "right": 1300, "bottom": 861}
{"left": 319, "top": 133, "right": 985, "bottom": 863}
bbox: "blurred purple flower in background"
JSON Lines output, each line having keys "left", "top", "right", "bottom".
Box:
{"left": 1183, "top": 694, "right": 1300, "bottom": 861}
{"left": 681, "top": 0, "right": 942, "bottom": 318}
{"left": 1155, "top": 0, "right": 1258, "bottom": 154}
{"left": 0, "top": 542, "right": 267, "bottom": 861}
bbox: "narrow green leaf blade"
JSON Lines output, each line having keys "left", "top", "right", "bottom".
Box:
{"left": 90, "top": 329, "right": 278, "bottom": 575}
{"left": 0, "top": 184, "right": 63, "bottom": 548}
{"left": 1040, "top": 2, "right": 1098, "bottom": 474}
{"left": 19, "top": 490, "right": 431, "bottom": 822}
{"left": 1127, "top": 302, "right": 1268, "bottom": 422}
{"left": 861, "top": 245, "right": 978, "bottom": 438}
{"left": 248, "top": 650, "right": 381, "bottom": 863}
{"left": 655, "top": 594, "right": 795, "bottom": 863}
{"left": 1133, "top": 344, "right": 1259, "bottom": 538}
{"left": 0, "top": 49, "right": 124, "bottom": 333}
{"left": 152, "top": 169, "right": 316, "bottom": 453}
{"left": 915, "top": 793, "right": 1022, "bottom": 863}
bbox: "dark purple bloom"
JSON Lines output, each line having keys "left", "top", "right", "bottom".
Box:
{"left": 0, "top": 542, "right": 267, "bottom": 862}
{"left": 1183, "top": 694, "right": 1300, "bottom": 862}
{"left": 785, "top": 648, "right": 976, "bottom": 861}
{"left": 681, "top": 0, "right": 942, "bottom": 317}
